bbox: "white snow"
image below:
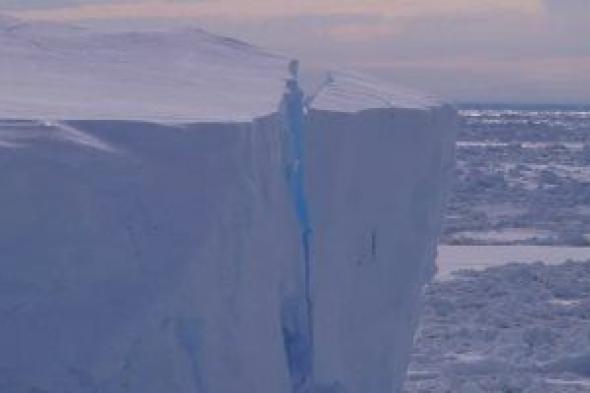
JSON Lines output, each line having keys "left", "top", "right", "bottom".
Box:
{"left": 0, "top": 16, "right": 457, "bottom": 393}
{"left": 0, "top": 16, "right": 439, "bottom": 122}
{"left": 310, "top": 71, "right": 441, "bottom": 113}
{"left": 0, "top": 18, "right": 288, "bottom": 122}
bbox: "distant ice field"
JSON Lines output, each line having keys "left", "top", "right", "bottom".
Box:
{"left": 405, "top": 259, "right": 590, "bottom": 393}
{"left": 444, "top": 106, "right": 590, "bottom": 247}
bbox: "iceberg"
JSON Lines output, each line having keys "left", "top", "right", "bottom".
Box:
{"left": 0, "top": 17, "right": 457, "bottom": 393}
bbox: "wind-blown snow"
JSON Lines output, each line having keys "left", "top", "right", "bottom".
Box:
{"left": 0, "top": 16, "right": 457, "bottom": 393}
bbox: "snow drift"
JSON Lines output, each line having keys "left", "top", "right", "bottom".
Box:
{"left": 0, "top": 16, "right": 457, "bottom": 393}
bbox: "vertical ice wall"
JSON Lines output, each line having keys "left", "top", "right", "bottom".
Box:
{"left": 307, "top": 106, "right": 457, "bottom": 392}
{"left": 0, "top": 119, "right": 301, "bottom": 393}
{"left": 276, "top": 64, "right": 457, "bottom": 392}
{"left": 0, "top": 85, "right": 456, "bottom": 393}
{"left": 0, "top": 18, "right": 458, "bottom": 393}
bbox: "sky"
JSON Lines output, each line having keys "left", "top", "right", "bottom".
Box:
{"left": 2, "top": 0, "right": 589, "bottom": 104}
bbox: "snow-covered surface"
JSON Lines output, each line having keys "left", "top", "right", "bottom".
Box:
{"left": 0, "top": 16, "right": 457, "bottom": 393}
{"left": 0, "top": 15, "right": 439, "bottom": 122}
{"left": 437, "top": 245, "right": 590, "bottom": 279}
{"left": 0, "top": 15, "right": 287, "bottom": 122}
{"left": 310, "top": 71, "right": 441, "bottom": 113}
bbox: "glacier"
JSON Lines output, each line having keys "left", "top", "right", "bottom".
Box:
{"left": 0, "top": 16, "right": 458, "bottom": 393}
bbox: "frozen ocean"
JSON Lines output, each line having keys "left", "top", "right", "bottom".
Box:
{"left": 406, "top": 106, "right": 590, "bottom": 393}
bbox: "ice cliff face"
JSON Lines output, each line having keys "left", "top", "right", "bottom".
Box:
{"left": 0, "top": 17, "right": 457, "bottom": 393}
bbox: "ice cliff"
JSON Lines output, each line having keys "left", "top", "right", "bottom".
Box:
{"left": 0, "top": 16, "right": 458, "bottom": 393}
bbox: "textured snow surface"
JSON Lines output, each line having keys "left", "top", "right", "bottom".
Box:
{"left": 0, "top": 15, "right": 457, "bottom": 393}
{"left": 405, "top": 260, "right": 590, "bottom": 393}
{"left": 0, "top": 15, "right": 440, "bottom": 122}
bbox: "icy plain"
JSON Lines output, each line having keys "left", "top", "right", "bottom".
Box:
{"left": 0, "top": 15, "right": 457, "bottom": 393}
{"left": 404, "top": 106, "right": 590, "bottom": 392}
{"left": 405, "top": 260, "right": 590, "bottom": 393}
